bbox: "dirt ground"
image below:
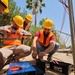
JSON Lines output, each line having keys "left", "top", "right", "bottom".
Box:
{"left": 0, "top": 49, "right": 74, "bottom": 75}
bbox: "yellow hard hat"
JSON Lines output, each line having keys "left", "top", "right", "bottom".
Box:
{"left": 13, "top": 15, "right": 24, "bottom": 28}
{"left": 26, "top": 14, "right": 32, "bottom": 21}
{"left": 43, "top": 19, "right": 53, "bottom": 29}
{"left": 1, "top": 0, "right": 9, "bottom": 13}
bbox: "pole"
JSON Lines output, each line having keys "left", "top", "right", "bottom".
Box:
{"left": 68, "top": 0, "right": 75, "bottom": 73}
{"left": 34, "top": 14, "right": 37, "bottom": 27}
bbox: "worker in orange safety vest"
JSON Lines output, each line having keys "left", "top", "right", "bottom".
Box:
{"left": 0, "top": 0, "right": 9, "bottom": 70}
{"left": 32, "top": 19, "right": 59, "bottom": 61}
{"left": 21, "top": 14, "right": 32, "bottom": 44}
{"left": 0, "top": 0, "right": 9, "bottom": 39}
{"left": 0, "top": 15, "right": 32, "bottom": 70}
{"left": 23, "top": 14, "right": 32, "bottom": 31}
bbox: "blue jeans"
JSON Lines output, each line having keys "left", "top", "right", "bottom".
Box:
{"left": 36, "top": 42, "right": 59, "bottom": 58}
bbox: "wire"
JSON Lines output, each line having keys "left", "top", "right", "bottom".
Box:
{"left": 59, "top": 10, "right": 66, "bottom": 38}
{"left": 58, "top": 0, "right": 69, "bottom": 38}
{"left": 58, "top": 0, "right": 71, "bottom": 46}
{"left": 59, "top": 0, "right": 69, "bottom": 13}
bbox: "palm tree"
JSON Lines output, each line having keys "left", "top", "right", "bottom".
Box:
{"left": 26, "top": 0, "right": 46, "bottom": 26}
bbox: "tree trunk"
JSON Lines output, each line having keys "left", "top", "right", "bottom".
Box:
{"left": 34, "top": 14, "right": 37, "bottom": 27}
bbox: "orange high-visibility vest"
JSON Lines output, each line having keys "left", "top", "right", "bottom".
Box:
{"left": 3, "top": 27, "right": 22, "bottom": 47}
{"left": 37, "top": 30, "right": 54, "bottom": 47}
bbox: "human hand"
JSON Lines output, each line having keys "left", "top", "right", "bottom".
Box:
{"left": 32, "top": 52, "right": 37, "bottom": 59}
{"left": 53, "top": 60, "right": 59, "bottom": 64}
{"left": 38, "top": 52, "right": 46, "bottom": 59}
{"left": 31, "top": 46, "right": 37, "bottom": 59}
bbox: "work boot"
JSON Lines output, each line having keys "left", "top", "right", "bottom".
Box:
{"left": 0, "top": 52, "right": 4, "bottom": 70}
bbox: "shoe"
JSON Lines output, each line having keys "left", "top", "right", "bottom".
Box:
{"left": 47, "top": 57, "right": 52, "bottom": 62}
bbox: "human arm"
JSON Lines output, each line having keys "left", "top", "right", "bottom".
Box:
{"left": 32, "top": 36, "right": 38, "bottom": 52}
{"left": 22, "top": 31, "right": 31, "bottom": 39}
{"left": 0, "top": 26, "right": 10, "bottom": 33}
{"left": 32, "top": 36, "right": 38, "bottom": 59}
{"left": 38, "top": 34, "right": 56, "bottom": 57}
{"left": 0, "top": 26, "right": 11, "bottom": 40}
{"left": 38, "top": 41, "right": 55, "bottom": 59}
{"left": 20, "top": 28, "right": 31, "bottom": 38}
{"left": 32, "top": 31, "right": 40, "bottom": 59}
{"left": 24, "top": 23, "right": 30, "bottom": 31}
{"left": 45, "top": 41, "right": 55, "bottom": 54}
{"left": 32, "top": 31, "right": 40, "bottom": 52}
{"left": 44, "top": 35, "right": 56, "bottom": 54}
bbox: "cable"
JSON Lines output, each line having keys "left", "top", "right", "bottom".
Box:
{"left": 59, "top": 0, "right": 69, "bottom": 13}
{"left": 58, "top": 0, "right": 68, "bottom": 38}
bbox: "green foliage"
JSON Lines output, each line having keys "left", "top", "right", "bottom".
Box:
{"left": 52, "top": 30, "right": 59, "bottom": 42}
{"left": 39, "top": 18, "right": 48, "bottom": 26}
{"left": 9, "top": 0, "right": 27, "bottom": 21}
{"left": 24, "top": 26, "right": 41, "bottom": 46}
{"left": 60, "top": 43, "right": 66, "bottom": 49}
{"left": 29, "top": 25, "right": 41, "bottom": 36}
{"left": 40, "top": 0, "right": 43, "bottom": 2}
{"left": 20, "top": 9, "right": 27, "bottom": 19}
{"left": 67, "top": 45, "right": 72, "bottom": 48}
{"left": 41, "top": 3, "right": 45, "bottom": 7}
{"left": 0, "top": 13, "right": 11, "bottom": 26}
{"left": 26, "top": 0, "right": 32, "bottom": 10}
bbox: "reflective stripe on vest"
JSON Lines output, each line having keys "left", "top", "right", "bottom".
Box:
{"left": 37, "top": 30, "right": 54, "bottom": 47}
{"left": 4, "top": 38, "right": 21, "bottom": 40}
{"left": 3, "top": 27, "right": 21, "bottom": 46}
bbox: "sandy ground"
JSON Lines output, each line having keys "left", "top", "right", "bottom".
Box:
{"left": 0, "top": 49, "right": 74, "bottom": 75}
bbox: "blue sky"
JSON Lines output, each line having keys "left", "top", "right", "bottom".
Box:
{"left": 14, "top": 0, "right": 75, "bottom": 35}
